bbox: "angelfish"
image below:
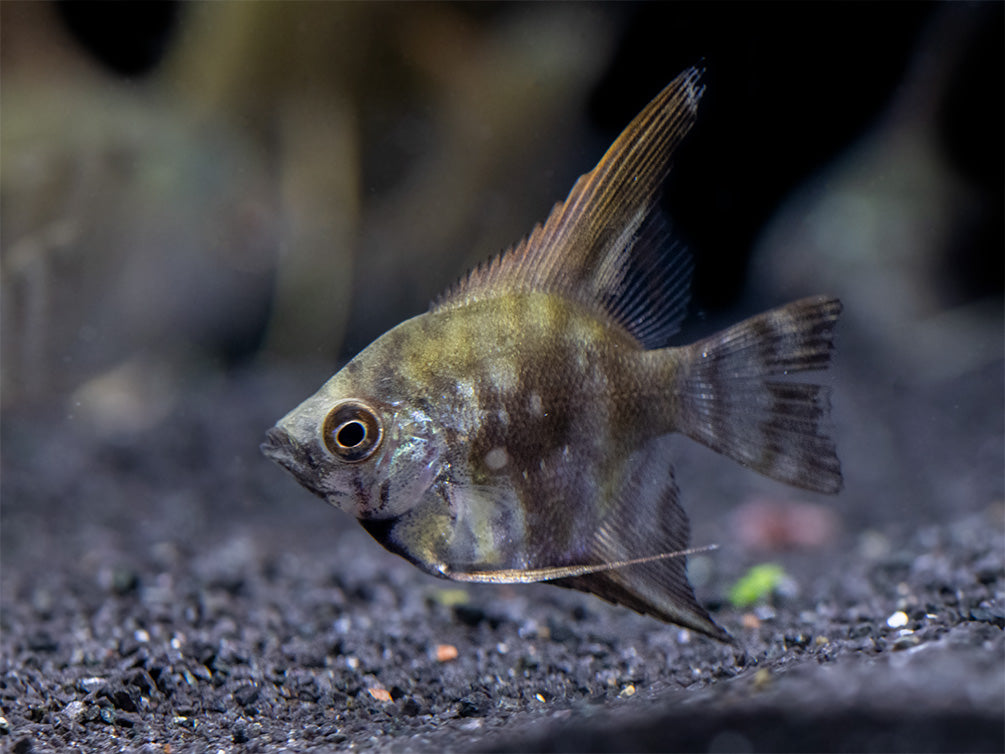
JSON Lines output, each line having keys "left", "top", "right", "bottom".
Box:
{"left": 261, "top": 68, "right": 842, "bottom": 641}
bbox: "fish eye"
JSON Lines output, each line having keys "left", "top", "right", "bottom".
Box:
{"left": 323, "top": 401, "right": 382, "bottom": 462}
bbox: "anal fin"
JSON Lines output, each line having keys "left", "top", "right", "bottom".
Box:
{"left": 554, "top": 438, "right": 732, "bottom": 642}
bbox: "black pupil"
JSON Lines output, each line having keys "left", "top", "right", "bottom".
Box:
{"left": 336, "top": 420, "right": 366, "bottom": 448}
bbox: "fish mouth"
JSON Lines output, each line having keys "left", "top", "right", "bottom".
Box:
{"left": 261, "top": 426, "right": 297, "bottom": 467}
{"left": 261, "top": 425, "right": 334, "bottom": 501}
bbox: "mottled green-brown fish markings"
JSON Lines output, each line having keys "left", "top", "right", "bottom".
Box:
{"left": 262, "top": 68, "right": 842, "bottom": 642}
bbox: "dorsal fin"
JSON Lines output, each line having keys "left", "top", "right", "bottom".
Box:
{"left": 431, "top": 66, "right": 704, "bottom": 349}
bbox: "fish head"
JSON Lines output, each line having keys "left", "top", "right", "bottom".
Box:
{"left": 261, "top": 352, "right": 445, "bottom": 521}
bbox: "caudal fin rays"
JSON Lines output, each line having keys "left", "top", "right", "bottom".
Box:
{"left": 675, "top": 296, "right": 843, "bottom": 494}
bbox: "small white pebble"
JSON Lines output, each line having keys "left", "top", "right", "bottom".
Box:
{"left": 334, "top": 617, "right": 352, "bottom": 634}
{"left": 134, "top": 629, "right": 150, "bottom": 643}
{"left": 886, "top": 610, "right": 909, "bottom": 628}
{"left": 79, "top": 677, "right": 106, "bottom": 693}
{"left": 63, "top": 701, "right": 87, "bottom": 720}
{"left": 535, "top": 692, "right": 546, "bottom": 703}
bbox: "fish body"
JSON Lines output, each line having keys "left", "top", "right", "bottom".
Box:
{"left": 262, "top": 68, "right": 841, "bottom": 641}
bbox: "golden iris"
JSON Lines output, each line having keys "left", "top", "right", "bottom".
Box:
{"left": 323, "top": 401, "right": 382, "bottom": 462}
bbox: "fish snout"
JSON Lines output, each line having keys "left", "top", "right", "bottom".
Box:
{"left": 261, "top": 426, "right": 295, "bottom": 462}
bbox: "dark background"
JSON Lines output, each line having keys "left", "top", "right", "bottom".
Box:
{"left": 2, "top": 2, "right": 1002, "bottom": 752}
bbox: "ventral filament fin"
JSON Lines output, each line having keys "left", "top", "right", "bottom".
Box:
{"left": 437, "top": 544, "right": 719, "bottom": 584}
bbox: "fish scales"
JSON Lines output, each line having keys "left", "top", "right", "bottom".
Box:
{"left": 356, "top": 292, "right": 668, "bottom": 569}
{"left": 262, "top": 67, "right": 842, "bottom": 641}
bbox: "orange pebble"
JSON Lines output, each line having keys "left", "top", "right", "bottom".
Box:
{"left": 368, "top": 686, "right": 392, "bottom": 702}
{"left": 436, "top": 643, "right": 459, "bottom": 662}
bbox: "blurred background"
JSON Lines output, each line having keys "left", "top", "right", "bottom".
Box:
{"left": 2, "top": 2, "right": 1002, "bottom": 547}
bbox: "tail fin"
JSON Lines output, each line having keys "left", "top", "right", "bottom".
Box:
{"left": 677, "top": 296, "right": 843, "bottom": 493}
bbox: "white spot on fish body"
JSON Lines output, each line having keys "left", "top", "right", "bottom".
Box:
{"left": 529, "top": 392, "right": 544, "bottom": 417}
{"left": 455, "top": 379, "right": 477, "bottom": 402}
{"left": 485, "top": 447, "right": 509, "bottom": 471}
{"left": 491, "top": 362, "right": 519, "bottom": 394}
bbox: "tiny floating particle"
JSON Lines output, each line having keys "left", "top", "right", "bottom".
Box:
{"left": 886, "top": 610, "right": 909, "bottom": 628}
{"left": 436, "top": 643, "right": 459, "bottom": 662}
